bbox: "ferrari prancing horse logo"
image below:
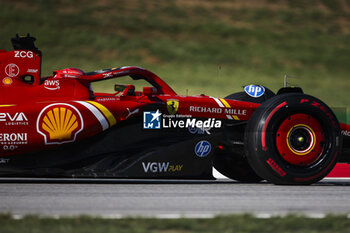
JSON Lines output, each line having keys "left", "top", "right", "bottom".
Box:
{"left": 167, "top": 99, "right": 179, "bottom": 115}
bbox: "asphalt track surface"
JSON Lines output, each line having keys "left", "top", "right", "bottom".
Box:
{"left": 1, "top": 178, "right": 350, "bottom": 218}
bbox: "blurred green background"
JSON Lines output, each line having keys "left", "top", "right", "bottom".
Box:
{"left": 1, "top": 0, "right": 349, "bottom": 121}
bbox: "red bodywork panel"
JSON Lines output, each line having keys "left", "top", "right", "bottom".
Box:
{"left": 0, "top": 49, "right": 260, "bottom": 157}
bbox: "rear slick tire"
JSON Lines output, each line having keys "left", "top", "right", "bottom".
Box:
{"left": 212, "top": 91, "right": 269, "bottom": 183}
{"left": 244, "top": 93, "right": 342, "bottom": 185}
{"left": 213, "top": 147, "right": 263, "bottom": 182}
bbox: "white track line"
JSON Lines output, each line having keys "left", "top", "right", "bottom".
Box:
{"left": 9, "top": 213, "right": 350, "bottom": 219}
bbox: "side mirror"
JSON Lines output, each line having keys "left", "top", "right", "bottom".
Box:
{"left": 143, "top": 87, "right": 157, "bottom": 96}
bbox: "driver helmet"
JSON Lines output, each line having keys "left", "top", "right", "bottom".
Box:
{"left": 53, "top": 68, "right": 84, "bottom": 78}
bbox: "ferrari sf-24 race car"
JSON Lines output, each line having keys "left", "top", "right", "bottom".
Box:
{"left": 0, "top": 35, "right": 349, "bottom": 185}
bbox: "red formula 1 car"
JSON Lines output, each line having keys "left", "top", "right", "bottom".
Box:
{"left": 0, "top": 35, "right": 349, "bottom": 184}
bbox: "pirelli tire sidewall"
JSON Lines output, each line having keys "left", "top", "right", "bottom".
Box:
{"left": 244, "top": 93, "right": 342, "bottom": 185}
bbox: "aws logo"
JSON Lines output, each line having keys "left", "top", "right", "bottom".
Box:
{"left": 44, "top": 80, "right": 60, "bottom": 90}
{"left": 37, "top": 104, "right": 83, "bottom": 145}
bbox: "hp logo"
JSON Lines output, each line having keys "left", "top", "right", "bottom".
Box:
{"left": 195, "top": 140, "right": 211, "bottom": 157}
{"left": 244, "top": 85, "right": 265, "bottom": 98}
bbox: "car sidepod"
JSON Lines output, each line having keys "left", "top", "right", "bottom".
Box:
{"left": 0, "top": 115, "right": 223, "bottom": 179}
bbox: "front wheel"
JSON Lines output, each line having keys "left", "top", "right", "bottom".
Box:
{"left": 244, "top": 93, "right": 342, "bottom": 185}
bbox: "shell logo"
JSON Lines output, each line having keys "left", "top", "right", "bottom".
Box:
{"left": 2, "top": 77, "right": 13, "bottom": 85}
{"left": 37, "top": 103, "right": 83, "bottom": 145}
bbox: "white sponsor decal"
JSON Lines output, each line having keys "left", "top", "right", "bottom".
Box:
{"left": 142, "top": 162, "right": 183, "bottom": 173}
{"left": 190, "top": 106, "right": 222, "bottom": 113}
{"left": 189, "top": 106, "right": 247, "bottom": 115}
{"left": 0, "top": 112, "right": 28, "bottom": 126}
{"left": 342, "top": 130, "right": 350, "bottom": 137}
{"left": 0, "top": 133, "right": 28, "bottom": 145}
{"left": 5, "top": 64, "right": 20, "bottom": 77}
{"left": 224, "top": 108, "right": 247, "bottom": 115}
{"left": 0, "top": 158, "right": 10, "bottom": 164}
{"left": 188, "top": 126, "right": 211, "bottom": 135}
{"left": 97, "top": 97, "right": 117, "bottom": 102}
{"left": 3, "top": 145, "right": 18, "bottom": 151}
{"left": 126, "top": 108, "right": 139, "bottom": 119}
{"left": 44, "top": 80, "right": 60, "bottom": 90}
{"left": 102, "top": 72, "right": 113, "bottom": 78}
{"left": 14, "top": 51, "right": 34, "bottom": 58}
{"left": 27, "top": 69, "right": 38, "bottom": 73}
{"left": 163, "top": 118, "right": 221, "bottom": 133}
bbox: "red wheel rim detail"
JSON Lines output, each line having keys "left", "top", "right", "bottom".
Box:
{"left": 276, "top": 113, "right": 324, "bottom": 166}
